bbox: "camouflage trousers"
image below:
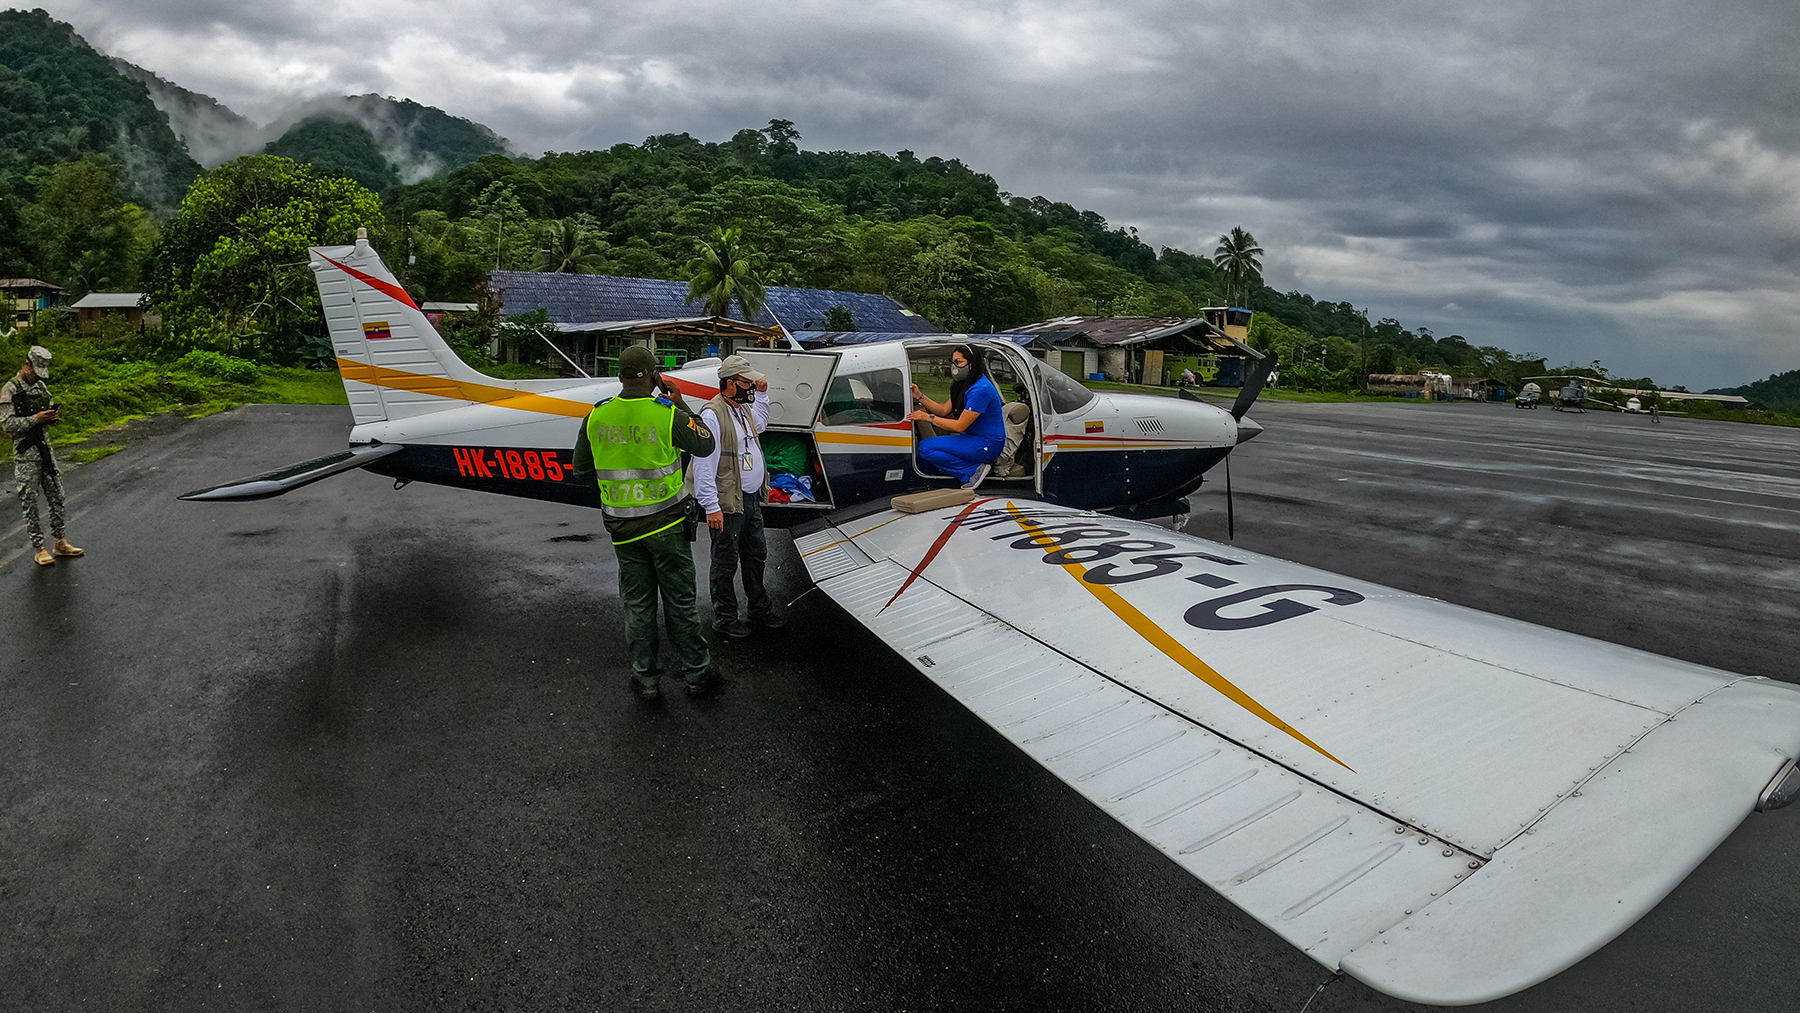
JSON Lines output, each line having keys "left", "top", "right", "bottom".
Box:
{"left": 13, "top": 448, "right": 66, "bottom": 549}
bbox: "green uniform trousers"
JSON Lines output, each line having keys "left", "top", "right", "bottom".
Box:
{"left": 615, "top": 524, "right": 712, "bottom": 687}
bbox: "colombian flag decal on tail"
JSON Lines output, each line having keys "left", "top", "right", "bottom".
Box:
{"left": 363, "top": 321, "right": 392, "bottom": 340}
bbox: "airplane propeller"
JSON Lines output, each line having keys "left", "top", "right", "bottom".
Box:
{"left": 1178, "top": 351, "right": 1277, "bottom": 540}
{"left": 1230, "top": 350, "right": 1278, "bottom": 421}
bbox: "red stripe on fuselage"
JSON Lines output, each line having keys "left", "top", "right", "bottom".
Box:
{"left": 661, "top": 374, "right": 720, "bottom": 399}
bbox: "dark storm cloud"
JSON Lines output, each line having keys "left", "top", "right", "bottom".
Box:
{"left": 51, "top": 0, "right": 1800, "bottom": 386}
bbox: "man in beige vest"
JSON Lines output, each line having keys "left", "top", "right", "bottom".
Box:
{"left": 694, "top": 355, "right": 786, "bottom": 638}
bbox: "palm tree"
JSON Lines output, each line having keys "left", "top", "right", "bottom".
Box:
{"left": 1213, "top": 226, "right": 1264, "bottom": 307}
{"left": 684, "top": 226, "right": 767, "bottom": 321}
{"left": 535, "top": 215, "right": 609, "bottom": 274}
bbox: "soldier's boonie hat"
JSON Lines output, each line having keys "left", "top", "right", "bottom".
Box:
{"left": 618, "top": 345, "right": 655, "bottom": 379}
{"left": 27, "top": 345, "right": 51, "bottom": 380}
{"left": 717, "top": 355, "right": 765, "bottom": 383}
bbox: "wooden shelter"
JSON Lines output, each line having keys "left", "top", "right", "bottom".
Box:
{"left": 553, "top": 317, "right": 782, "bottom": 376}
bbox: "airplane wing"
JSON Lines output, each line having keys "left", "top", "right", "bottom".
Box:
{"left": 791, "top": 494, "right": 1800, "bottom": 1006}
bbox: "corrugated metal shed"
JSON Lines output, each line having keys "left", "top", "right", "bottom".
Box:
{"left": 70, "top": 292, "right": 146, "bottom": 309}
{"left": 487, "top": 272, "right": 937, "bottom": 333}
{"left": 792, "top": 331, "right": 1035, "bottom": 348}
{"left": 1005, "top": 315, "right": 1260, "bottom": 356}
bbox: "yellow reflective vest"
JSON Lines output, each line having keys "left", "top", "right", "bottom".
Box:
{"left": 584, "top": 396, "right": 686, "bottom": 522}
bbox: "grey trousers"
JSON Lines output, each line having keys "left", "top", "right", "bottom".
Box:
{"left": 709, "top": 498, "right": 771, "bottom": 625}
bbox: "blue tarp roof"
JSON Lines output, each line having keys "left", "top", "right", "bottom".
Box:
{"left": 489, "top": 272, "right": 938, "bottom": 333}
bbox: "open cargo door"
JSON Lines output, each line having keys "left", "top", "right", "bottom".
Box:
{"left": 739, "top": 348, "right": 840, "bottom": 515}
{"left": 738, "top": 349, "right": 837, "bottom": 430}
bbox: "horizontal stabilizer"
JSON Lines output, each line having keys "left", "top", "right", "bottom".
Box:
{"left": 178, "top": 444, "right": 404, "bottom": 501}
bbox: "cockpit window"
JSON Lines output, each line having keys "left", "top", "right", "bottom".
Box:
{"left": 821, "top": 367, "right": 907, "bottom": 425}
{"left": 1036, "top": 358, "right": 1097, "bottom": 414}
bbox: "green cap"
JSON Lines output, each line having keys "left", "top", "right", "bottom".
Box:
{"left": 618, "top": 345, "right": 655, "bottom": 379}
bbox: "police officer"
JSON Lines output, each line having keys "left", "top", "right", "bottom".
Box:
{"left": 2, "top": 346, "right": 83, "bottom": 567}
{"left": 573, "top": 345, "right": 719, "bottom": 699}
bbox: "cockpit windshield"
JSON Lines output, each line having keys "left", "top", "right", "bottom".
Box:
{"left": 1035, "top": 358, "right": 1098, "bottom": 414}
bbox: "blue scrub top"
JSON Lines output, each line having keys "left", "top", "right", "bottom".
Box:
{"left": 961, "top": 375, "right": 1006, "bottom": 442}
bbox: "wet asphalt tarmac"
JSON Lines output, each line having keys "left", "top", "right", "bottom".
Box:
{"left": 1, "top": 400, "right": 1796, "bottom": 1012}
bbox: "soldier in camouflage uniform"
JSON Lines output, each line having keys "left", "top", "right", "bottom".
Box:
{"left": 2, "top": 346, "right": 83, "bottom": 566}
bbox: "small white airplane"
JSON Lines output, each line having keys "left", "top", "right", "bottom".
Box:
{"left": 183, "top": 236, "right": 1800, "bottom": 1006}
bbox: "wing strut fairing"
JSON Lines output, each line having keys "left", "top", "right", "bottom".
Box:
{"left": 178, "top": 444, "right": 404, "bottom": 501}
{"left": 794, "top": 496, "right": 1800, "bottom": 1006}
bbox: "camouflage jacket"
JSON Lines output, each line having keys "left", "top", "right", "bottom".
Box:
{"left": 0, "top": 374, "right": 54, "bottom": 454}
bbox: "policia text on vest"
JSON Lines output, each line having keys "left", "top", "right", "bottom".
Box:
{"left": 573, "top": 359, "right": 718, "bottom": 698}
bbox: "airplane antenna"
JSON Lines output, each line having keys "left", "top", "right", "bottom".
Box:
{"left": 763, "top": 303, "right": 802, "bottom": 350}
{"left": 537, "top": 329, "right": 590, "bottom": 378}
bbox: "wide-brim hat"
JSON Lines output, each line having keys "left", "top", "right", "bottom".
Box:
{"left": 717, "top": 354, "right": 765, "bottom": 383}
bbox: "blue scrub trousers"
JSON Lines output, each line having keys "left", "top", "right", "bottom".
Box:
{"left": 920, "top": 433, "right": 1003, "bottom": 483}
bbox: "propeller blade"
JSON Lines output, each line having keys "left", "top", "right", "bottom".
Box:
{"left": 1230, "top": 351, "right": 1279, "bottom": 421}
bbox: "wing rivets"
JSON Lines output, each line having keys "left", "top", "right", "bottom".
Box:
{"left": 1417, "top": 835, "right": 1430, "bottom": 845}
{"left": 1467, "top": 860, "right": 1481, "bottom": 869}
{"left": 1442, "top": 848, "right": 1454, "bottom": 857}
{"left": 1393, "top": 826, "right": 1406, "bottom": 834}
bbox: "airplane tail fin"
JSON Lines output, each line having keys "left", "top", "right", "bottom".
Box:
{"left": 311, "top": 235, "right": 492, "bottom": 425}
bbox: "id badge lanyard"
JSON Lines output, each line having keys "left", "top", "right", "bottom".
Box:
{"left": 735, "top": 404, "right": 756, "bottom": 472}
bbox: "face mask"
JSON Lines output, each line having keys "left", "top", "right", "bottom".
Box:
{"left": 951, "top": 364, "right": 971, "bottom": 382}
{"left": 730, "top": 382, "right": 755, "bottom": 404}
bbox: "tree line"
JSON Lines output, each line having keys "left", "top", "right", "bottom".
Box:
{"left": 3, "top": 112, "right": 1644, "bottom": 393}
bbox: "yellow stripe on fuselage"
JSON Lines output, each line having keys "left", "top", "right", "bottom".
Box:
{"left": 815, "top": 431, "right": 912, "bottom": 447}
{"left": 1004, "top": 502, "right": 1351, "bottom": 771}
{"left": 338, "top": 358, "right": 598, "bottom": 418}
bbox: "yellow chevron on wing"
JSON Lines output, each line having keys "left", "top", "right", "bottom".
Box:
{"left": 1004, "top": 501, "right": 1352, "bottom": 771}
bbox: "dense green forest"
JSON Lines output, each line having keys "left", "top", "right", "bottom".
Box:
{"left": 1727, "top": 369, "right": 1800, "bottom": 412}
{"left": 382, "top": 121, "right": 1556, "bottom": 387}
{"left": 0, "top": 9, "right": 198, "bottom": 212}
{"left": 0, "top": 7, "right": 1757, "bottom": 399}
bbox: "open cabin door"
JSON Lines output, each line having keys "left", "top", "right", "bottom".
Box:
{"left": 904, "top": 341, "right": 1045, "bottom": 493}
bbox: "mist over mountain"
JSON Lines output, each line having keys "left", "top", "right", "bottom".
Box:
{"left": 260, "top": 94, "right": 511, "bottom": 187}
{"left": 0, "top": 8, "right": 197, "bottom": 209}
{"left": 111, "top": 54, "right": 511, "bottom": 189}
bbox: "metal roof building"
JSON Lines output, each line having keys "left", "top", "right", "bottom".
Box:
{"left": 1003, "top": 315, "right": 1263, "bottom": 386}
{"left": 486, "top": 272, "right": 938, "bottom": 334}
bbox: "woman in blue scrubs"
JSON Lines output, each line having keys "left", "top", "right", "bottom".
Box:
{"left": 909, "top": 344, "right": 1007, "bottom": 489}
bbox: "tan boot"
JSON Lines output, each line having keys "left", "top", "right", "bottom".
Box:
{"left": 34, "top": 546, "right": 54, "bottom": 566}
{"left": 52, "top": 539, "right": 84, "bottom": 557}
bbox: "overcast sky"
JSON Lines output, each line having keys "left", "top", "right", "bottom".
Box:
{"left": 47, "top": 0, "right": 1800, "bottom": 387}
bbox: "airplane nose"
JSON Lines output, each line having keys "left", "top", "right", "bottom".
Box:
{"left": 1236, "top": 415, "right": 1264, "bottom": 445}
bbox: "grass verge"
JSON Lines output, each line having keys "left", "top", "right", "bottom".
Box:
{"left": 0, "top": 335, "right": 348, "bottom": 464}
